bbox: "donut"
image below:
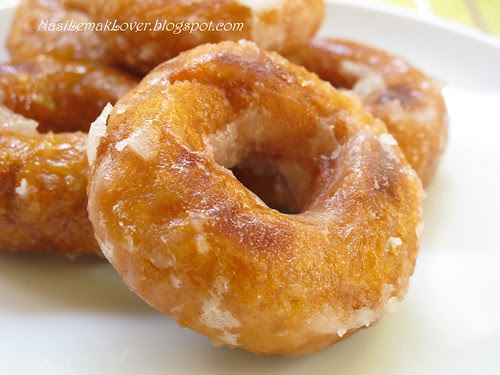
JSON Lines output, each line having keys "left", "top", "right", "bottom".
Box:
{"left": 0, "top": 55, "right": 137, "bottom": 133}
{"left": 89, "top": 0, "right": 325, "bottom": 74}
{"left": 289, "top": 38, "right": 448, "bottom": 187}
{"left": 0, "top": 106, "right": 97, "bottom": 255}
{"left": 0, "top": 57, "right": 138, "bottom": 255}
{"left": 7, "top": 0, "right": 111, "bottom": 65}
{"left": 87, "top": 41, "right": 424, "bottom": 356}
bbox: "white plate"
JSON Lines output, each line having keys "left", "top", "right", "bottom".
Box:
{"left": 1, "top": 1, "right": 499, "bottom": 374}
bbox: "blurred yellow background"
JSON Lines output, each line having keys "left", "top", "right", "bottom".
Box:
{"left": 375, "top": 0, "right": 500, "bottom": 35}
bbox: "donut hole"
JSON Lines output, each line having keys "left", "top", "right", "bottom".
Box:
{"left": 336, "top": 60, "right": 418, "bottom": 108}
{"left": 230, "top": 156, "right": 303, "bottom": 215}
{"left": 375, "top": 84, "right": 421, "bottom": 108}
{"left": 202, "top": 120, "right": 325, "bottom": 215}
{"left": 201, "top": 111, "right": 339, "bottom": 215}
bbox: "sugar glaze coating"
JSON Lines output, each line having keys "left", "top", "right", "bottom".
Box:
{"left": 90, "top": 0, "right": 325, "bottom": 74}
{"left": 88, "top": 41, "right": 424, "bottom": 356}
{"left": 290, "top": 38, "right": 448, "bottom": 186}
{"left": 0, "top": 57, "right": 138, "bottom": 255}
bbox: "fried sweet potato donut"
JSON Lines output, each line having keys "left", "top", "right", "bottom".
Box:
{"left": 0, "top": 58, "right": 138, "bottom": 255}
{"left": 0, "top": 107, "right": 97, "bottom": 255}
{"left": 0, "top": 55, "right": 138, "bottom": 133}
{"left": 290, "top": 39, "right": 448, "bottom": 187}
{"left": 7, "top": 0, "right": 110, "bottom": 64}
{"left": 87, "top": 41, "right": 424, "bottom": 356}
{"left": 90, "top": 0, "right": 325, "bottom": 74}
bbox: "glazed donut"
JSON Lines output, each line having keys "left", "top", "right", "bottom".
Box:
{"left": 7, "top": 0, "right": 110, "bottom": 65}
{"left": 87, "top": 41, "right": 424, "bottom": 356}
{"left": 0, "top": 107, "right": 97, "bottom": 255}
{"left": 0, "top": 57, "right": 138, "bottom": 255}
{"left": 89, "top": 0, "right": 325, "bottom": 74}
{"left": 0, "top": 55, "right": 137, "bottom": 133}
{"left": 290, "top": 38, "right": 448, "bottom": 187}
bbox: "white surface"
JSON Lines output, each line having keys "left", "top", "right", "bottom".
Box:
{"left": 1, "top": 1, "right": 500, "bottom": 374}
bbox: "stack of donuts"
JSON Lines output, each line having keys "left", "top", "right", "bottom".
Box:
{"left": 1, "top": 0, "right": 447, "bottom": 356}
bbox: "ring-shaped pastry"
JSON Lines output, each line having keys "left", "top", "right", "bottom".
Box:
{"left": 88, "top": 41, "right": 423, "bottom": 356}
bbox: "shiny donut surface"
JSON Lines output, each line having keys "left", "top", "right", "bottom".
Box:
{"left": 90, "top": 0, "right": 325, "bottom": 73}
{"left": 0, "top": 57, "right": 138, "bottom": 255}
{"left": 0, "top": 55, "right": 138, "bottom": 133}
{"left": 290, "top": 38, "right": 448, "bottom": 186}
{"left": 0, "top": 107, "right": 96, "bottom": 255}
{"left": 7, "top": 0, "right": 110, "bottom": 64}
{"left": 88, "top": 41, "right": 424, "bottom": 356}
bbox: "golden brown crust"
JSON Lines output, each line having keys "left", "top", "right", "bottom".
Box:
{"left": 7, "top": 0, "right": 111, "bottom": 64}
{"left": 0, "top": 55, "right": 138, "bottom": 133}
{"left": 0, "top": 58, "right": 138, "bottom": 255}
{"left": 88, "top": 41, "right": 424, "bottom": 356}
{"left": 0, "top": 107, "right": 98, "bottom": 255}
{"left": 89, "top": 0, "right": 325, "bottom": 74}
{"left": 289, "top": 38, "right": 448, "bottom": 187}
